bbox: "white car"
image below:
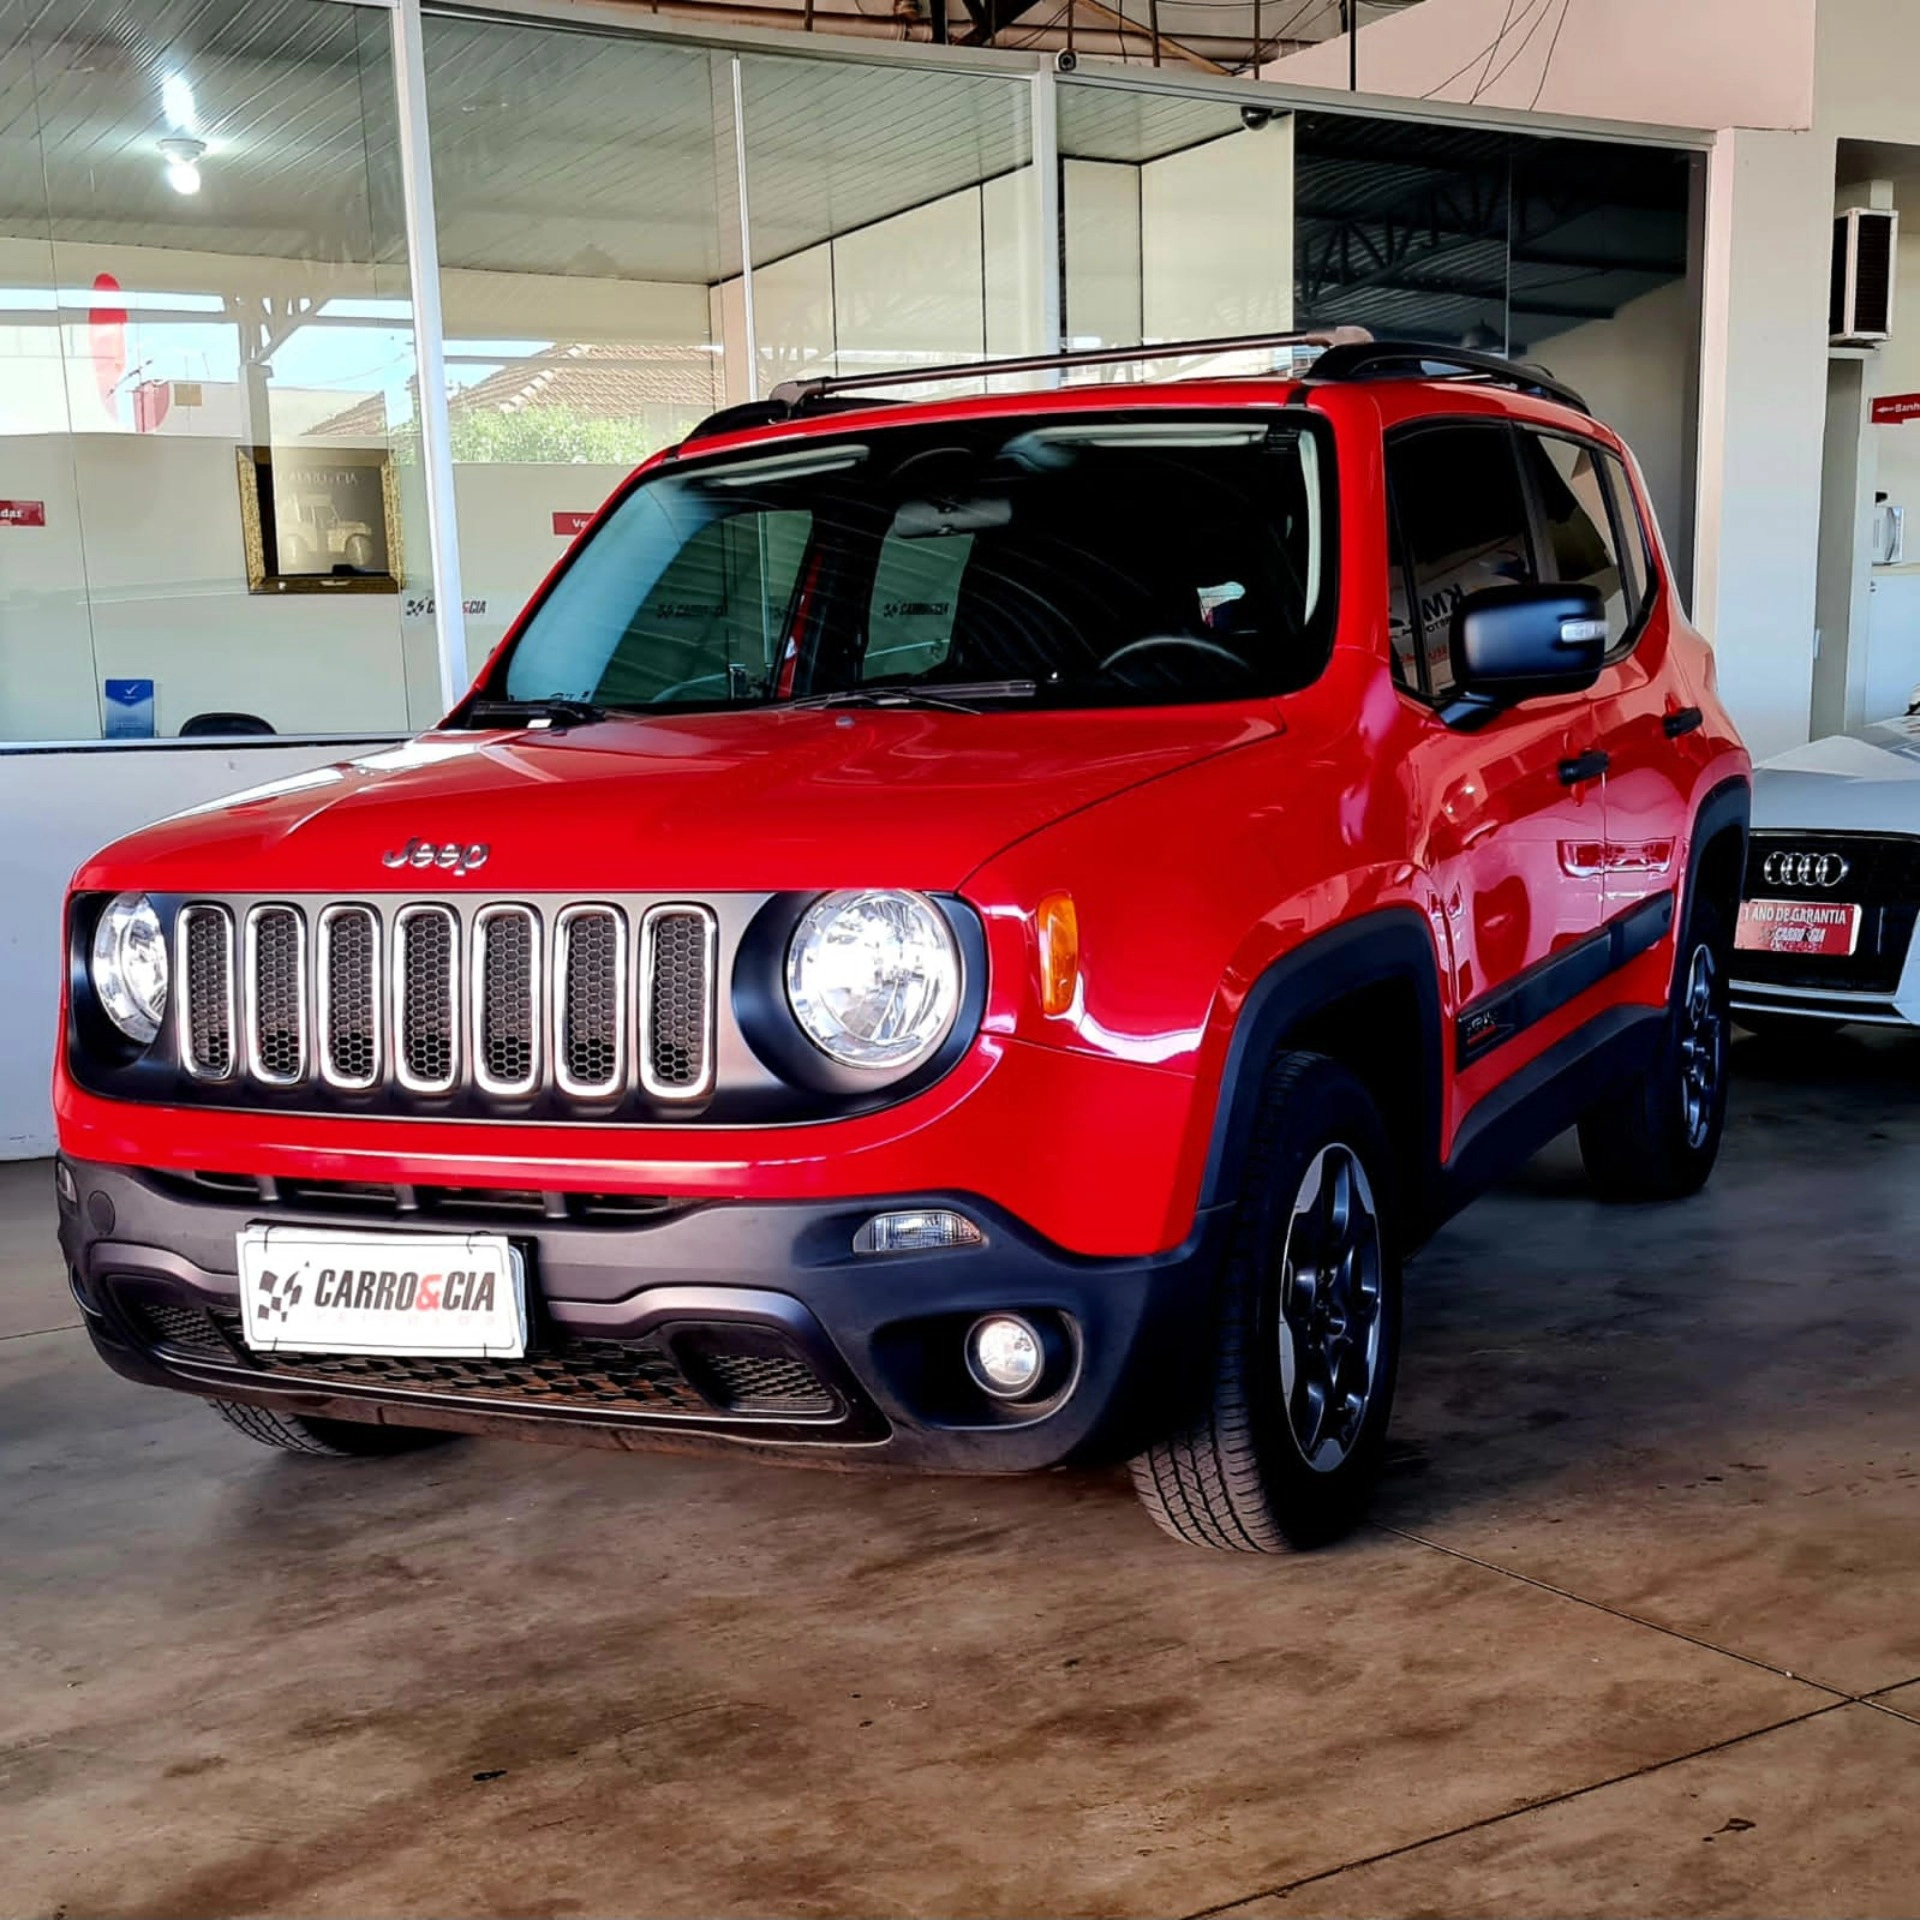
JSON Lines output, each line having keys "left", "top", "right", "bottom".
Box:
{"left": 1730, "top": 705, "right": 1920, "bottom": 1034}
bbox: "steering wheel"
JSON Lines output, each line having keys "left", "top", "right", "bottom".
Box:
{"left": 1099, "top": 634, "right": 1256, "bottom": 677}
{"left": 651, "top": 670, "right": 732, "bottom": 701}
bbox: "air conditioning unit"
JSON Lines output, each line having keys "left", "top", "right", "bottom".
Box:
{"left": 1832, "top": 207, "right": 1898, "bottom": 344}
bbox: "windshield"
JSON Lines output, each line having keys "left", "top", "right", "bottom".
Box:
{"left": 494, "top": 409, "right": 1335, "bottom": 714}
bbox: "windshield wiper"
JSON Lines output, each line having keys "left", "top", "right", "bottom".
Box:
{"left": 464, "top": 696, "right": 610, "bottom": 731}
{"left": 785, "top": 680, "right": 1038, "bottom": 715}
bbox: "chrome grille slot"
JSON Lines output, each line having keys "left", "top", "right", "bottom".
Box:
{"left": 318, "top": 906, "right": 380, "bottom": 1091}
{"left": 245, "top": 906, "right": 307, "bottom": 1085}
{"left": 394, "top": 905, "right": 459, "bottom": 1093}
{"left": 474, "top": 905, "right": 540, "bottom": 1096}
{"left": 641, "top": 904, "right": 717, "bottom": 1099}
{"left": 555, "top": 905, "right": 626, "bottom": 1098}
{"left": 177, "top": 905, "right": 235, "bottom": 1080}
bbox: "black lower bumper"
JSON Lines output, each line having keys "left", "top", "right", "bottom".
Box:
{"left": 57, "top": 1160, "right": 1228, "bottom": 1472}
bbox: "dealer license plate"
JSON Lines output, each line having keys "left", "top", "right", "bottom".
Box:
{"left": 1734, "top": 898, "right": 1863, "bottom": 959}
{"left": 235, "top": 1226, "right": 527, "bottom": 1358}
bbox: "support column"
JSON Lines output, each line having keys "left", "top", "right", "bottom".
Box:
{"left": 1692, "top": 126, "right": 1836, "bottom": 759}
{"left": 390, "top": 0, "right": 469, "bottom": 712}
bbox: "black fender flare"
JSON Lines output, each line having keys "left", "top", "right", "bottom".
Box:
{"left": 1197, "top": 906, "right": 1446, "bottom": 1226}
{"left": 1677, "top": 774, "right": 1752, "bottom": 959}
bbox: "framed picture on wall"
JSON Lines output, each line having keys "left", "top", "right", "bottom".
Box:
{"left": 236, "top": 446, "right": 403, "bottom": 595}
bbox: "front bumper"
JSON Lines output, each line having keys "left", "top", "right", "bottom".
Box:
{"left": 57, "top": 1159, "right": 1228, "bottom": 1472}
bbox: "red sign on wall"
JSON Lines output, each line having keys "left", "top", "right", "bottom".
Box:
{"left": 1871, "top": 393, "right": 1920, "bottom": 424}
{"left": 0, "top": 500, "right": 46, "bottom": 528}
{"left": 552, "top": 511, "right": 595, "bottom": 537}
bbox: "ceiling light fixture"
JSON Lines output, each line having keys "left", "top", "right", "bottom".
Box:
{"left": 158, "top": 136, "right": 205, "bottom": 196}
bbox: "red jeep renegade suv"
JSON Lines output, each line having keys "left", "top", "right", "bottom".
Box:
{"left": 55, "top": 336, "right": 1750, "bottom": 1551}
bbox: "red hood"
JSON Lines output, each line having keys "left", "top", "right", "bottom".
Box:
{"left": 75, "top": 704, "right": 1276, "bottom": 896}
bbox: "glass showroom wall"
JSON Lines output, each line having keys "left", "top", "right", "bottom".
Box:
{"left": 1054, "top": 74, "right": 1701, "bottom": 577}
{"left": 420, "top": 15, "right": 738, "bottom": 668}
{"left": 420, "top": 18, "right": 1039, "bottom": 656}
{"left": 0, "top": 0, "right": 431, "bottom": 741}
{"left": 0, "top": 1, "right": 1701, "bottom": 746}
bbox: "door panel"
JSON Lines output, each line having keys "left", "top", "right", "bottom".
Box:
{"left": 1517, "top": 432, "right": 1695, "bottom": 961}
{"left": 1387, "top": 421, "right": 1607, "bottom": 1083}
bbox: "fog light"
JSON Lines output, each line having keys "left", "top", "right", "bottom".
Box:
{"left": 966, "top": 1314, "right": 1044, "bottom": 1399}
{"left": 853, "top": 1209, "right": 984, "bottom": 1256}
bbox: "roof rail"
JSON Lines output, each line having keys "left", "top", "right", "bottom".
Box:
{"left": 762, "top": 326, "right": 1376, "bottom": 410}
{"left": 1307, "top": 340, "right": 1589, "bottom": 415}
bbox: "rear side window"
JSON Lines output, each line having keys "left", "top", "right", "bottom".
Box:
{"left": 1516, "top": 431, "right": 1633, "bottom": 649}
{"left": 1601, "top": 449, "right": 1653, "bottom": 625}
{"left": 1386, "top": 425, "right": 1535, "bottom": 697}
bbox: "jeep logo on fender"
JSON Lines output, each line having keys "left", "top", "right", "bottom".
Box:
{"left": 382, "top": 836, "right": 489, "bottom": 875}
{"left": 311, "top": 1267, "right": 500, "bottom": 1313}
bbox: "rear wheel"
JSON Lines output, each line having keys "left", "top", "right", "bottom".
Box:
{"left": 210, "top": 1399, "right": 455, "bottom": 1457}
{"left": 1578, "top": 896, "right": 1732, "bottom": 1201}
{"left": 1130, "top": 1052, "right": 1402, "bottom": 1552}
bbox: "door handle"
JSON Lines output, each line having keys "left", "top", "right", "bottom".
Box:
{"left": 1558, "top": 750, "right": 1610, "bottom": 786}
{"left": 1662, "top": 706, "right": 1704, "bottom": 739}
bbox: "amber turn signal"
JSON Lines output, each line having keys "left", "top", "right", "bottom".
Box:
{"left": 1037, "top": 891, "right": 1079, "bottom": 1017}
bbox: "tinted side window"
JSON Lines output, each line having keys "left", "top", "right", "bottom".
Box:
{"left": 1601, "top": 449, "right": 1653, "bottom": 624}
{"left": 1386, "top": 425, "right": 1535, "bottom": 696}
{"left": 1517, "top": 431, "right": 1630, "bottom": 646}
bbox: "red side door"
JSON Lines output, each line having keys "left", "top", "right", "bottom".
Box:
{"left": 1384, "top": 418, "right": 1609, "bottom": 1136}
{"left": 1512, "top": 429, "right": 1698, "bottom": 1005}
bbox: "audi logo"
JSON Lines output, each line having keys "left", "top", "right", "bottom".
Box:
{"left": 1761, "top": 850, "right": 1851, "bottom": 889}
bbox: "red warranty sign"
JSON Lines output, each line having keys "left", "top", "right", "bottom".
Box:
{"left": 1872, "top": 393, "right": 1920, "bottom": 425}
{"left": 0, "top": 500, "right": 46, "bottom": 527}
{"left": 552, "top": 511, "right": 594, "bottom": 537}
{"left": 1735, "top": 898, "right": 1861, "bottom": 957}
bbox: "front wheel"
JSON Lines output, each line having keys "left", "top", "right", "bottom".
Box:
{"left": 1577, "top": 897, "right": 1732, "bottom": 1201}
{"left": 1130, "top": 1052, "right": 1402, "bottom": 1552}
{"left": 210, "top": 1399, "right": 456, "bottom": 1457}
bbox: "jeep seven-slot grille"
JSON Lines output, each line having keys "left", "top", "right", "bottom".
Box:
{"left": 177, "top": 899, "right": 717, "bottom": 1109}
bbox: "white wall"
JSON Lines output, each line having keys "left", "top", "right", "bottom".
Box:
{"left": 0, "top": 739, "right": 394, "bottom": 1157}
{"left": 1265, "top": 0, "right": 1813, "bottom": 132}
{"left": 0, "top": 433, "right": 434, "bottom": 741}
{"left": 1691, "top": 129, "right": 1835, "bottom": 761}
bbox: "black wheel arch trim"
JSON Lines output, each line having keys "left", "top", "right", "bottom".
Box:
{"left": 1197, "top": 906, "right": 1447, "bottom": 1230}
{"left": 1679, "top": 775, "right": 1752, "bottom": 950}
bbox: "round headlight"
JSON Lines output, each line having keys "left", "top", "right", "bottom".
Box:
{"left": 90, "top": 892, "right": 169, "bottom": 1044}
{"left": 785, "top": 889, "right": 960, "bottom": 1071}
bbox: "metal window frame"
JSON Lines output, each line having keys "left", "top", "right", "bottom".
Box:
{"left": 639, "top": 903, "right": 720, "bottom": 1101}
{"left": 392, "top": 902, "right": 463, "bottom": 1094}
{"left": 553, "top": 904, "right": 629, "bottom": 1100}
{"left": 471, "top": 903, "right": 544, "bottom": 1097}
{"left": 175, "top": 904, "right": 238, "bottom": 1082}
{"left": 243, "top": 905, "right": 310, "bottom": 1087}
{"left": 317, "top": 903, "right": 385, "bottom": 1092}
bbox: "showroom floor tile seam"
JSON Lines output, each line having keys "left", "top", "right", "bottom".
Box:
{"left": 1177, "top": 1699, "right": 1855, "bottom": 1920}
{"left": 0, "top": 1320, "right": 79, "bottom": 1343}
{"left": 1377, "top": 1524, "right": 1868, "bottom": 1700}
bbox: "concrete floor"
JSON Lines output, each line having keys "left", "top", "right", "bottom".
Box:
{"left": 5, "top": 1030, "right": 1920, "bottom": 1918}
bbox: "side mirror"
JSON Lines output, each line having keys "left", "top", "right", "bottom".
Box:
{"left": 1440, "top": 582, "right": 1608, "bottom": 728}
